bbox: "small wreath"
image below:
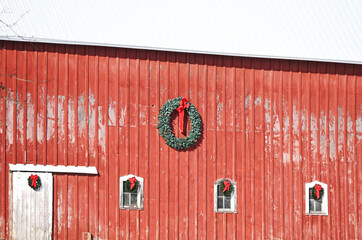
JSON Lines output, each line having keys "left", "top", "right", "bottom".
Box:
{"left": 311, "top": 184, "right": 324, "bottom": 200}
{"left": 126, "top": 178, "right": 139, "bottom": 193}
{"left": 219, "top": 179, "right": 234, "bottom": 196}
{"left": 28, "top": 174, "right": 41, "bottom": 190}
{"left": 157, "top": 97, "right": 202, "bottom": 150}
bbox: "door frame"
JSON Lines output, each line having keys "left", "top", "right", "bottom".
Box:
{"left": 8, "top": 164, "right": 98, "bottom": 239}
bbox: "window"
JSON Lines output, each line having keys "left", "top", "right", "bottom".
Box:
{"left": 119, "top": 174, "right": 144, "bottom": 210}
{"left": 305, "top": 181, "right": 328, "bottom": 215}
{"left": 214, "top": 178, "right": 237, "bottom": 213}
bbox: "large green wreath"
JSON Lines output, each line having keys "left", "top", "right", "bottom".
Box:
{"left": 157, "top": 97, "right": 202, "bottom": 150}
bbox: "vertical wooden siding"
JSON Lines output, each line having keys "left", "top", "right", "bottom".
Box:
{"left": 0, "top": 41, "right": 361, "bottom": 239}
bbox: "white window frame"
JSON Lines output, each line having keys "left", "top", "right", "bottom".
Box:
{"left": 305, "top": 181, "right": 328, "bottom": 215}
{"left": 214, "top": 178, "right": 237, "bottom": 213}
{"left": 119, "top": 174, "right": 144, "bottom": 210}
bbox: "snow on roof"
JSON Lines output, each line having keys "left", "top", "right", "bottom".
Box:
{"left": 1, "top": 0, "right": 361, "bottom": 64}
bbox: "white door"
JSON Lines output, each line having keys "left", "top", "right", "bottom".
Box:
{"left": 12, "top": 172, "right": 53, "bottom": 240}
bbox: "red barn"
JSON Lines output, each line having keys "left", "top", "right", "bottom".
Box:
{"left": 0, "top": 1, "right": 361, "bottom": 239}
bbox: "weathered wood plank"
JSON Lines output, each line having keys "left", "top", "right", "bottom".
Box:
{"left": 87, "top": 46, "right": 99, "bottom": 239}
{"left": 118, "top": 48, "right": 130, "bottom": 239}
{"left": 108, "top": 47, "right": 119, "bottom": 240}
{"left": 139, "top": 49, "right": 149, "bottom": 240}
{"left": 168, "top": 52, "right": 179, "bottom": 240}
{"left": 159, "top": 51, "right": 169, "bottom": 240}
{"left": 98, "top": 46, "right": 109, "bottom": 239}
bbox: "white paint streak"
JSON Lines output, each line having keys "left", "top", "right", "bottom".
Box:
{"left": 283, "top": 115, "right": 290, "bottom": 132}
{"left": 139, "top": 104, "right": 147, "bottom": 126}
{"left": 264, "top": 98, "right": 270, "bottom": 111}
{"left": 329, "top": 113, "right": 337, "bottom": 159}
{"left": 47, "top": 95, "right": 56, "bottom": 141}
{"left": 6, "top": 91, "right": 14, "bottom": 148}
{"left": 78, "top": 95, "right": 86, "bottom": 136}
{"left": 57, "top": 190, "right": 64, "bottom": 235}
{"left": 254, "top": 96, "right": 261, "bottom": 106}
{"left": 329, "top": 112, "right": 335, "bottom": 132}
{"left": 245, "top": 95, "right": 251, "bottom": 109}
{"left": 67, "top": 185, "right": 74, "bottom": 228}
{"left": 264, "top": 98, "right": 271, "bottom": 155}
{"left": 357, "top": 116, "right": 362, "bottom": 140}
{"left": 338, "top": 107, "right": 345, "bottom": 161}
{"left": 98, "top": 106, "right": 106, "bottom": 153}
{"left": 119, "top": 106, "right": 127, "bottom": 127}
{"left": 273, "top": 102, "right": 280, "bottom": 133}
{"left": 301, "top": 109, "right": 307, "bottom": 132}
{"left": 356, "top": 116, "right": 362, "bottom": 132}
{"left": 217, "top": 102, "right": 223, "bottom": 127}
{"left": 347, "top": 115, "right": 353, "bottom": 132}
{"left": 283, "top": 152, "right": 290, "bottom": 163}
{"left": 310, "top": 113, "right": 318, "bottom": 157}
{"left": 320, "top": 113, "right": 327, "bottom": 155}
{"left": 108, "top": 101, "right": 117, "bottom": 126}
{"left": 58, "top": 96, "right": 66, "bottom": 137}
{"left": 26, "top": 93, "right": 35, "bottom": 142}
{"left": 68, "top": 99, "right": 75, "bottom": 144}
{"left": 329, "top": 139, "right": 336, "bottom": 160}
{"left": 37, "top": 113, "right": 45, "bottom": 144}
{"left": 227, "top": 99, "right": 234, "bottom": 127}
{"left": 0, "top": 217, "right": 4, "bottom": 237}
{"left": 17, "top": 93, "right": 25, "bottom": 143}
{"left": 88, "top": 94, "right": 96, "bottom": 157}
{"left": 89, "top": 94, "right": 96, "bottom": 106}
{"left": 292, "top": 104, "right": 299, "bottom": 143}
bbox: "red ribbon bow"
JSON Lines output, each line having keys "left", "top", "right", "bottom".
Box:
{"left": 30, "top": 174, "right": 38, "bottom": 188}
{"left": 129, "top": 177, "right": 137, "bottom": 190}
{"left": 176, "top": 98, "right": 190, "bottom": 134}
{"left": 315, "top": 184, "right": 322, "bottom": 199}
{"left": 223, "top": 180, "right": 231, "bottom": 193}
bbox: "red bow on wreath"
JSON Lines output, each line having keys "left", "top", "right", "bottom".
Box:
{"left": 315, "top": 184, "right": 322, "bottom": 199}
{"left": 223, "top": 180, "right": 231, "bottom": 193}
{"left": 176, "top": 98, "right": 189, "bottom": 134}
{"left": 30, "top": 174, "right": 39, "bottom": 188}
{"left": 129, "top": 177, "right": 137, "bottom": 190}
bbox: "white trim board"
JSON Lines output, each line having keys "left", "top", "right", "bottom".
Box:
{"left": 9, "top": 164, "right": 98, "bottom": 175}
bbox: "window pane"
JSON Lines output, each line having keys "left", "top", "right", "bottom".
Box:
{"left": 217, "top": 185, "right": 223, "bottom": 196}
{"left": 123, "top": 182, "right": 130, "bottom": 192}
{"left": 224, "top": 197, "right": 231, "bottom": 209}
{"left": 309, "top": 188, "right": 313, "bottom": 199}
{"left": 217, "top": 197, "right": 223, "bottom": 209}
{"left": 315, "top": 201, "right": 322, "bottom": 211}
{"left": 131, "top": 193, "right": 138, "bottom": 205}
{"left": 309, "top": 200, "right": 315, "bottom": 212}
{"left": 123, "top": 193, "right": 130, "bottom": 206}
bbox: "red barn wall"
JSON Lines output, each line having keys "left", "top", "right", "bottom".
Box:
{"left": 0, "top": 41, "right": 361, "bottom": 239}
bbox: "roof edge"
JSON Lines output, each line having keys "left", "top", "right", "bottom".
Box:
{"left": 1, "top": 36, "right": 361, "bottom": 65}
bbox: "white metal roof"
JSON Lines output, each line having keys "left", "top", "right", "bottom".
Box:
{"left": 1, "top": 0, "right": 361, "bottom": 64}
